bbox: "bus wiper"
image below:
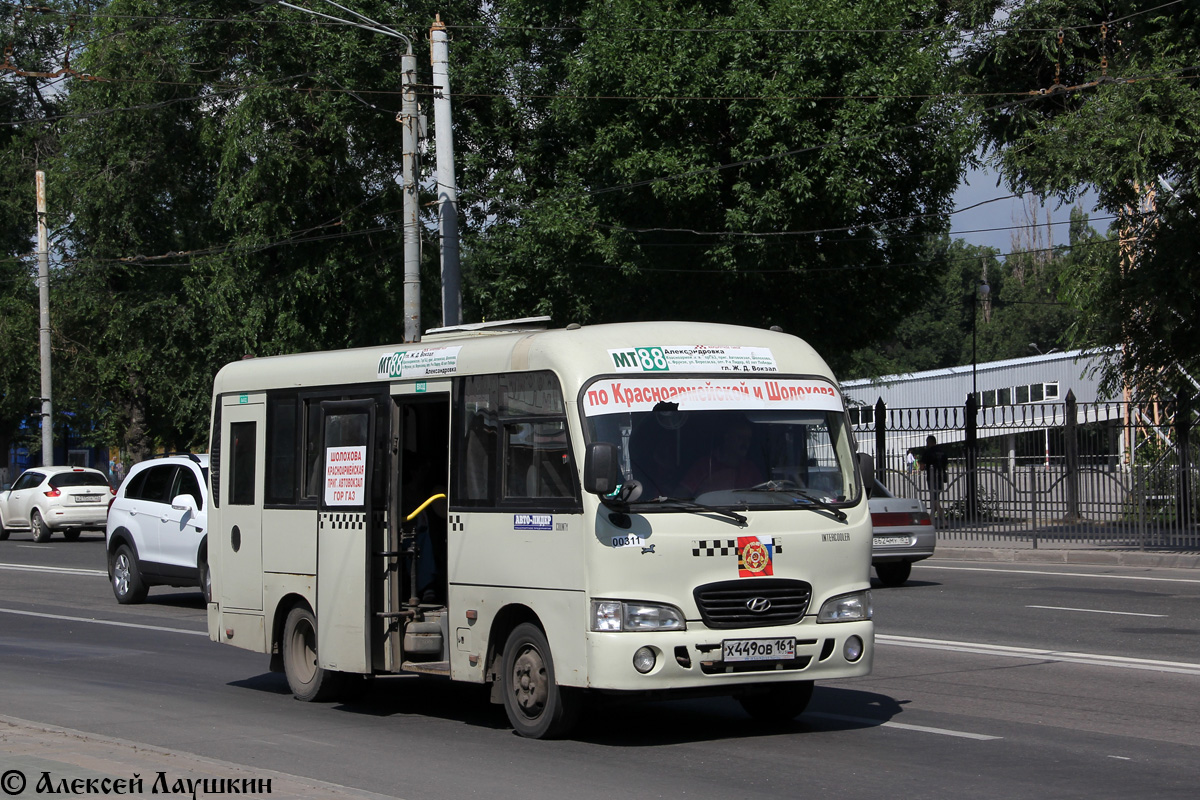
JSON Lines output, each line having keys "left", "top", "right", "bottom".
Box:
{"left": 641, "top": 496, "right": 748, "bottom": 527}
{"left": 734, "top": 481, "right": 848, "bottom": 522}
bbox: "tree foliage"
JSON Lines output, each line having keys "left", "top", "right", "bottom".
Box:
{"left": 1, "top": 0, "right": 1075, "bottom": 460}
{"left": 966, "top": 0, "right": 1200, "bottom": 394}
{"left": 459, "top": 0, "right": 986, "bottom": 364}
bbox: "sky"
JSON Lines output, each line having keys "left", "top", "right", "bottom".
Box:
{"left": 949, "top": 164, "right": 1110, "bottom": 256}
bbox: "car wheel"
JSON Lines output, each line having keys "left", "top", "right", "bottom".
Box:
{"left": 63, "top": 529, "right": 82, "bottom": 542}
{"left": 875, "top": 561, "right": 912, "bottom": 587}
{"left": 31, "top": 509, "right": 52, "bottom": 543}
{"left": 501, "top": 622, "right": 580, "bottom": 739}
{"left": 199, "top": 557, "right": 212, "bottom": 603}
{"left": 282, "top": 606, "right": 345, "bottom": 702}
{"left": 0, "top": 515, "right": 9, "bottom": 541}
{"left": 737, "top": 680, "right": 814, "bottom": 722}
{"left": 110, "top": 544, "right": 148, "bottom": 604}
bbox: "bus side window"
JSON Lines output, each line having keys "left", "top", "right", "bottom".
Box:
{"left": 230, "top": 421, "right": 257, "bottom": 505}
{"left": 462, "top": 412, "right": 495, "bottom": 502}
{"left": 504, "top": 421, "right": 572, "bottom": 499}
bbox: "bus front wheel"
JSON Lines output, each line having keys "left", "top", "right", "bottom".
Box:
{"left": 738, "top": 680, "right": 814, "bottom": 723}
{"left": 501, "top": 623, "right": 580, "bottom": 739}
{"left": 282, "top": 606, "right": 344, "bottom": 702}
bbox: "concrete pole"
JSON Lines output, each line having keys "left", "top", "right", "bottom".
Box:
{"left": 430, "top": 15, "right": 461, "bottom": 327}
{"left": 36, "top": 171, "right": 53, "bottom": 466}
{"left": 399, "top": 51, "right": 421, "bottom": 342}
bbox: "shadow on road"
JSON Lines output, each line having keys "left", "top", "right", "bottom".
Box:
{"left": 228, "top": 671, "right": 907, "bottom": 743}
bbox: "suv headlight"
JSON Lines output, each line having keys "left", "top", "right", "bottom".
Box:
{"left": 817, "top": 590, "right": 873, "bottom": 623}
{"left": 591, "top": 600, "right": 686, "bottom": 632}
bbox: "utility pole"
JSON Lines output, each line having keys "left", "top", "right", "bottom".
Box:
{"left": 252, "top": 1, "right": 421, "bottom": 340}
{"left": 399, "top": 50, "right": 421, "bottom": 342}
{"left": 36, "top": 171, "right": 53, "bottom": 466}
{"left": 430, "top": 15, "right": 461, "bottom": 328}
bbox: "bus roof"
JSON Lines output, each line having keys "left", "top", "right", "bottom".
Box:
{"left": 211, "top": 321, "right": 837, "bottom": 397}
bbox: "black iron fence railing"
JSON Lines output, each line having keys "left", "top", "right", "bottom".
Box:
{"left": 851, "top": 390, "right": 1198, "bottom": 549}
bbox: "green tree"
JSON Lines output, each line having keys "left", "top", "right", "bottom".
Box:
{"left": 0, "top": 3, "right": 68, "bottom": 469}
{"left": 456, "top": 0, "right": 991, "bottom": 372}
{"left": 967, "top": 0, "right": 1200, "bottom": 394}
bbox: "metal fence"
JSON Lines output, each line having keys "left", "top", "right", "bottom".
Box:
{"left": 852, "top": 390, "right": 1199, "bottom": 550}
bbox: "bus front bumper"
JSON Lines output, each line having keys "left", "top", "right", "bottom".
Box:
{"left": 582, "top": 618, "right": 873, "bottom": 692}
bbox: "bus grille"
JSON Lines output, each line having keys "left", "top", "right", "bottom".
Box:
{"left": 693, "top": 579, "right": 812, "bottom": 629}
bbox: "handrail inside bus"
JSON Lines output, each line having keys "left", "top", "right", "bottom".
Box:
{"left": 405, "top": 493, "right": 447, "bottom": 522}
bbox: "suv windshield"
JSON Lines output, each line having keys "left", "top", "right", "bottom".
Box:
{"left": 49, "top": 472, "right": 110, "bottom": 488}
{"left": 583, "top": 377, "right": 859, "bottom": 508}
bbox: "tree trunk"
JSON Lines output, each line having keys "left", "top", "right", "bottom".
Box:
{"left": 123, "top": 369, "right": 152, "bottom": 466}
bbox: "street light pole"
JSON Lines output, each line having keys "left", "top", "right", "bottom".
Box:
{"left": 967, "top": 280, "right": 989, "bottom": 522}
{"left": 971, "top": 280, "right": 991, "bottom": 400}
{"left": 36, "top": 171, "right": 53, "bottom": 466}
{"left": 251, "top": 1, "right": 421, "bottom": 340}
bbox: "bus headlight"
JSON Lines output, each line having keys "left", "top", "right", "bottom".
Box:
{"left": 817, "top": 590, "right": 873, "bottom": 623}
{"left": 591, "top": 600, "right": 686, "bottom": 632}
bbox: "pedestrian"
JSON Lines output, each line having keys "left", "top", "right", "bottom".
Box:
{"left": 905, "top": 449, "right": 916, "bottom": 474}
{"left": 919, "top": 435, "right": 948, "bottom": 523}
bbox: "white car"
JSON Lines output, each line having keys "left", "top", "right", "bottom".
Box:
{"left": 869, "top": 482, "right": 935, "bottom": 587}
{"left": 0, "top": 466, "right": 114, "bottom": 542}
{"left": 105, "top": 454, "right": 210, "bottom": 604}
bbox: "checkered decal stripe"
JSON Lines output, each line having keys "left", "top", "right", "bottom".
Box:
{"left": 448, "top": 515, "right": 464, "bottom": 532}
{"left": 320, "top": 512, "right": 366, "bottom": 530}
{"left": 692, "top": 538, "right": 783, "bottom": 556}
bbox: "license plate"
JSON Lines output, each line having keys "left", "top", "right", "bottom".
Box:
{"left": 75, "top": 495, "right": 101, "bottom": 504}
{"left": 874, "top": 535, "right": 910, "bottom": 546}
{"left": 722, "top": 637, "right": 795, "bottom": 663}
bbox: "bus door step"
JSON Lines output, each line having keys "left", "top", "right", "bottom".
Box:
{"left": 401, "top": 660, "right": 450, "bottom": 676}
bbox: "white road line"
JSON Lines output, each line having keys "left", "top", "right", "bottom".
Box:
{"left": 919, "top": 563, "right": 1200, "bottom": 585}
{"left": 1026, "top": 605, "right": 1166, "bottom": 618}
{"left": 807, "top": 712, "right": 1001, "bottom": 740}
{"left": 0, "top": 562, "right": 107, "bottom": 577}
{"left": 878, "top": 634, "right": 1200, "bottom": 676}
{"left": 0, "top": 607, "right": 205, "bottom": 637}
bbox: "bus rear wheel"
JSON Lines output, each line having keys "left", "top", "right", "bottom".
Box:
{"left": 283, "top": 606, "right": 344, "bottom": 702}
{"left": 501, "top": 622, "right": 580, "bottom": 739}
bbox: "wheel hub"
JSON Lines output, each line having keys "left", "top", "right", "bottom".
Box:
{"left": 512, "top": 649, "right": 548, "bottom": 717}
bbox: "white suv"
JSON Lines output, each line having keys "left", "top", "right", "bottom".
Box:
{"left": 0, "top": 466, "right": 114, "bottom": 542}
{"left": 105, "top": 454, "right": 210, "bottom": 604}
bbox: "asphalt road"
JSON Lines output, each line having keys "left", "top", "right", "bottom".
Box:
{"left": 2, "top": 530, "right": 1199, "bottom": 799}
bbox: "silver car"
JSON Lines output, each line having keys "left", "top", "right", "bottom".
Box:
{"left": 868, "top": 479, "right": 935, "bottom": 587}
{"left": 0, "top": 466, "right": 114, "bottom": 542}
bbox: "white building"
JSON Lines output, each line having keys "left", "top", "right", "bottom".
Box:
{"left": 841, "top": 348, "right": 1123, "bottom": 469}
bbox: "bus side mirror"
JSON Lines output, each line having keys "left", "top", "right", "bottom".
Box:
{"left": 583, "top": 442, "right": 619, "bottom": 496}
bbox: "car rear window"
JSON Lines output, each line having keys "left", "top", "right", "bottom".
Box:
{"left": 49, "top": 472, "right": 110, "bottom": 488}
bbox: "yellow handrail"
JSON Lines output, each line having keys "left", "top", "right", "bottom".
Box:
{"left": 405, "top": 493, "right": 447, "bottom": 522}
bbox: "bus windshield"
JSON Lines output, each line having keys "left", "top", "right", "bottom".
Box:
{"left": 582, "top": 377, "right": 859, "bottom": 508}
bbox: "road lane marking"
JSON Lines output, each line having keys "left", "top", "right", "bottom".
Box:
{"left": 0, "top": 562, "right": 107, "bottom": 577}
{"left": 878, "top": 634, "right": 1200, "bottom": 676}
{"left": 1026, "top": 605, "right": 1166, "bottom": 617}
{"left": 919, "top": 563, "right": 1200, "bottom": 585}
{"left": 0, "top": 607, "right": 205, "bottom": 637}
{"left": 806, "top": 712, "right": 1001, "bottom": 740}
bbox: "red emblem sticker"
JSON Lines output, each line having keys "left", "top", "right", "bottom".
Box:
{"left": 738, "top": 536, "right": 773, "bottom": 577}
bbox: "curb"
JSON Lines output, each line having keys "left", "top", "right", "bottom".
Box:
{"left": 930, "top": 546, "right": 1200, "bottom": 570}
{"left": 0, "top": 715, "right": 400, "bottom": 800}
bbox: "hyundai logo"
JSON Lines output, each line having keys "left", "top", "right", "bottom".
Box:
{"left": 746, "top": 597, "right": 772, "bottom": 613}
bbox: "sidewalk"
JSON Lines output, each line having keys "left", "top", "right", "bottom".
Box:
{"left": 0, "top": 715, "right": 398, "bottom": 800}
{"left": 931, "top": 537, "right": 1200, "bottom": 570}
